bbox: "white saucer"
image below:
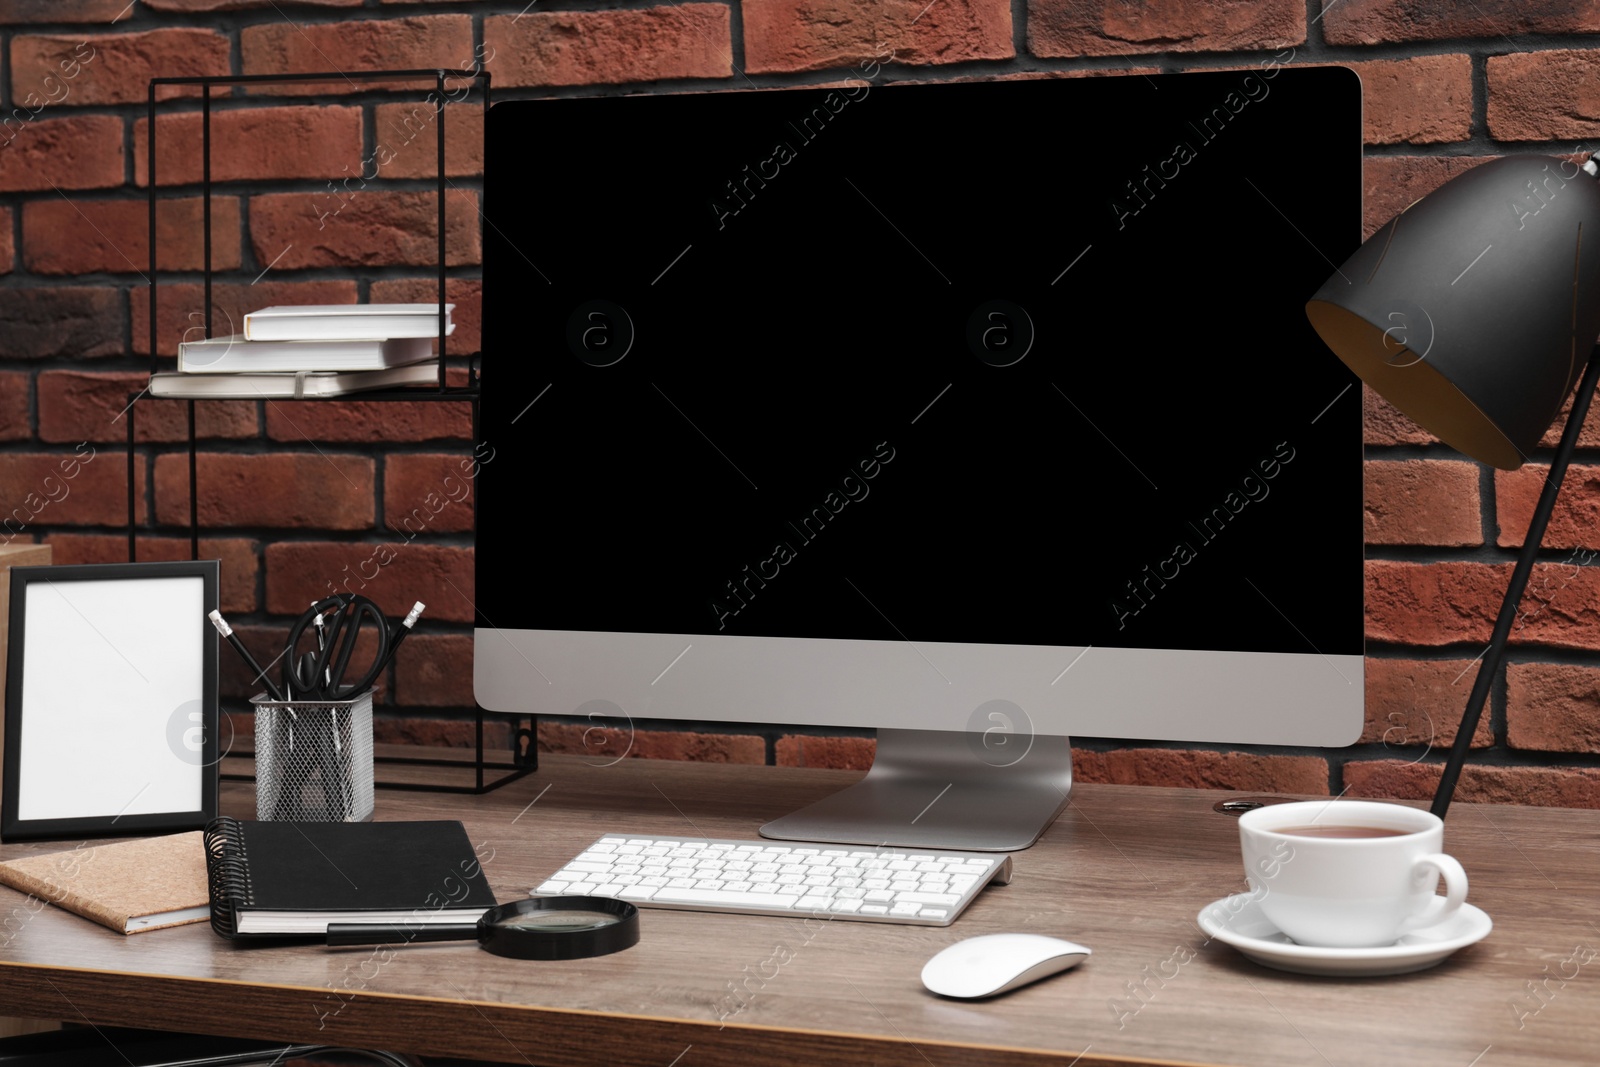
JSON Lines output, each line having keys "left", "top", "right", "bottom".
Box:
{"left": 1197, "top": 893, "right": 1492, "bottom": 977}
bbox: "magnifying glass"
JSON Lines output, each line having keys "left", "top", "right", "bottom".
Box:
{"left": 326, "top": 896, "right": 639, "bottom": 960}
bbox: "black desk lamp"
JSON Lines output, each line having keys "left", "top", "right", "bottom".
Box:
{"left": 1306, "top": 153, "right": 1600, "bottom": 818}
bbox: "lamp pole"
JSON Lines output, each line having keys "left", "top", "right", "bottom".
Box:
{"left": 1431, "top": 348, "right": 1600, "bottom": 818}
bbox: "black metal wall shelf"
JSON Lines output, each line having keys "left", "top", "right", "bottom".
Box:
{"left": 124, "top": 67, "right": 532, "bottom": 795}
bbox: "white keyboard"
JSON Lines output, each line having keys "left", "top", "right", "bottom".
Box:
{"left": 532, "top": 834, "right": 1013, "bottom": 926}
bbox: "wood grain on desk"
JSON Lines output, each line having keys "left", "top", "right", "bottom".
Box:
{"left": 0, "top": 755, "right": 1598, "bottom": 1067}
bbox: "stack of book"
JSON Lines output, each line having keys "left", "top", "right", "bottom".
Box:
{"left": 149, "top": 303, "right": 454, "bottom": 399}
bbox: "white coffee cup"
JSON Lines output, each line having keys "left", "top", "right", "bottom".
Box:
{"left": 1237, "top": 799, "right": 1468, "bottom": 948}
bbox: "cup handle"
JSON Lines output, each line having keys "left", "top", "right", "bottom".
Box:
{"left": 1398, "top": 853, "right": 1468, "bottom": 933}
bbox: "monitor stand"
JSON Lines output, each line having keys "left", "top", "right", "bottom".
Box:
{"left": 759, "top": 729, "right": 1073, "bottom": 852}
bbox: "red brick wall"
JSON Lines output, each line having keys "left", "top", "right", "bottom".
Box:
{"left": 4, "top": 0, "right": 1599, "bottom": 806}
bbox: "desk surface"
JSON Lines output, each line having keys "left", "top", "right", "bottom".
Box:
{"left": 1, "top": 755, "right": 1597, "bottom": 1067}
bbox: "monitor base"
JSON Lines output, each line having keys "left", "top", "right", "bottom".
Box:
{"left": 760, "top": 729, "right": 1072, "bottom": 852}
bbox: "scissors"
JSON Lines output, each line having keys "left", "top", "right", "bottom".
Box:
{"left": 283, "top": 594, "right": 392, "bottom": 702}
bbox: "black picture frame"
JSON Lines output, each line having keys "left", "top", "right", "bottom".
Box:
{"left": 2, "top": 560, "right": 219, "bottom": 842}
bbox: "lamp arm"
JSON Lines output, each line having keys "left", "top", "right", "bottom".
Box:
{"left": 1431, "top": 344, "right": 1600, "bottom": 818}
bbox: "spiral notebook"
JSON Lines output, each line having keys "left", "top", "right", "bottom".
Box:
{"left": 203, "top": 818, "right": 496, "bottom": 938}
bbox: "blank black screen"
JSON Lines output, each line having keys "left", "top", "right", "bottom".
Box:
{"left": 479, "top": 68, "right": 1363, "bottom": 656}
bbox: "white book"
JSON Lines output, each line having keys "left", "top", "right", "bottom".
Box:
{"left": 148, "top": 362, "right": 442, "bottom": 399}
{"left": 242, "top": 303, "right": 455, "bottom": 342}
{"left": 178, "top": 334, "right": 437, "bottom": 373}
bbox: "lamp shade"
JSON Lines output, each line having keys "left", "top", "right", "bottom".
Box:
{"left": 1306, "top": 156, "right": 1600, "bottom": 469}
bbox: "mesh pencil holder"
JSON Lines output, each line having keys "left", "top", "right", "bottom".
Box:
{"left": 251, "top": 690, "right": 375, "bottom": 822}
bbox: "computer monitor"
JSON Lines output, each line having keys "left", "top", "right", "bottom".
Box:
{"left": 476, "top": 67, "right": 1364, "bottom": 850}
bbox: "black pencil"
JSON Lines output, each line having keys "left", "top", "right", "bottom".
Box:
{"left": 209, "top": 609, "right": 287, "bottom": 702}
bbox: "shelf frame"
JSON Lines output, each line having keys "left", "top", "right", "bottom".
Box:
{"left": 127, "top": 67, "right": 531, "bottom": 796}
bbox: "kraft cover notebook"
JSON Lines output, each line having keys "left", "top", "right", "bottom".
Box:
{"left": 203, "top": 817, "right": 495, "bottom": 938}
{"left": 0, "top": 831, "right": 209, "bottom": 934}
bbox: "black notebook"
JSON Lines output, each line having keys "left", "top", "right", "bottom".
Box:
{"left": 203, "top": 818, "right": 497, "bottom": 938}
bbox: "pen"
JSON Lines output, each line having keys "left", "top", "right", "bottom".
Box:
{"left": 209, "top": 609, "right": 287, "bottom": 702}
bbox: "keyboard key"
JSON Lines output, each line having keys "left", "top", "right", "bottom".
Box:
{"left": 830, "top": 898, "right": 864, "bottom": 913}
{"left": 534, "top": 880, "right": 569, "bottom": 895}
{"left": 890, "top": 901, "right": 923, "bottom": 916}
{"left": 562, "top": 861, "right": 612, "bottom": 874}
{"left": 620, "top": 886, "right": 658, "bottom": 901}
{"left": 895, "top": 891, "right": 961, "bottom": 906}
{"left": 654, "top": 888, "right": 802, "bottom": 909}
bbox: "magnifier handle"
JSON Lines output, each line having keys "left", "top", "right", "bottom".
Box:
{"left": 326, "top": 923, "right": 479, "bottom": 946}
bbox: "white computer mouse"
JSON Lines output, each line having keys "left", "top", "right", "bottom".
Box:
{"left": 921, "top": 933, "right": 1091, "bottom": 999}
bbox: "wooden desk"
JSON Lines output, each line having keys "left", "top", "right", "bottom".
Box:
{"left": 1, "top": 755, "right": 1597, "bottom": 1067}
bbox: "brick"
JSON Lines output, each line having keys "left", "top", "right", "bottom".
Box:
{"left": 265, "top": 379, "right": 473, "bottom": 444}
{"left": 0, "top": 206, "right": 12, "bottom": 273}
{"left": 12, "top": 30, "right": 228, "bottom": 106}
{"left": 372, "top": 102, "right": 483, "bottom": 179}
{"left": 0, "top": 286, "right": 121, "bottom": 360}
{"left": 1342, "top": 758, "right": 1438, "bottom": 801}
{"left": 375, "top": 716, "right": 515, "bottom": 749}
{"left": 538, "top": 722, "right": 765, "bottom": 764}
{"left": 1324, "top": 0, "right": 1600, "bottom": 43}
{"left": 1457, "top": 765, "right": 1600, "bottom": 807}
{"left": 0, "top": 447, "right": 142, "bottom": 529}
{"left": 1363, "top": 383, "right": 1438, "bottom": 447}
{"left": 385, "top": 454, "right": 478, "bottom": 534}
{"left": 264, "top": 541, "right": 474, "bottom": 622}
{"left": 44, "top": 534, "right": 257, "bottom": 613}
{"left": 1345, "top": 56, "right": 1472, "bottom": 145}
{"left": 144, "top": 0, "right": 360, "bottom": 9}
{"left": 0, "top": 372, "right": 29, "bottom": 441}
{"left": 1488, "top": 50, "right": 1600, "bottom": 141}
{"left": 134, "top": 107, "right": 364, "bottom": 187}
{"left": 248, "top": 190, "right": 480, "bottom": 270}
{"left": 1362, "top": 156, "right": 1488, "bottom": 240}
{"left": 154, "top": 453, "right": 375, "bottom": 530}
{"left": 775, "top": 734, "right": 874, "bottom": 770}
{"left": 1346, "top": 759, "right": 1600, "bottom": 808}
{"left": 1364, "top": 459, "right": 1480, "bottom": 547}
{"left": 1507, "top": 663, "right": 1600, "bottom": 754}
{"left": 1366, "top": 560, "right": 1600, "bottom": 651}
{"left": 23, "top": 196, "right": 240, "bottom": 276}
{"left": 0, "top": 0, "right": 140, "bottom": 20}
{"left": 37, "top": 370, "right": 256, "bottom": 444}
{"left": 1029, "top": 0, "right": 1301, "bottom": 58}
{"left": 1361, "top": 658, "right": 1494, "bottom": 748}
{"left": 370, "top": 279, "right": 480, "bottom": 355}
{"left": 392, "top": 632, "right": 472, "bottom": 706}
{"left": 134, "top": 280, "right": 360, "bottom": 358}
{"left": 1497, "top": 465, "right": 1600, "bottom": 550}
{"left": 241, "top": 16, "right": 475, "bottom": 92}
{"left": 487, "top": 7, "right": 732, "bottom": 86}
{"left": 743, "top": 0, "right": 1005, "bottom": 74}
{"left": 1070, "top": 749, "right": 1329, "bottom": 794}
{"left": 0, "top": 114, "right": 123, "bottom": 192}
